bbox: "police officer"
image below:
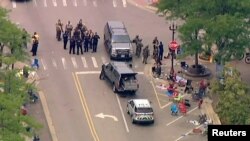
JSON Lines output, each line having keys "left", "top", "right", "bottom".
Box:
{"left": 143, "top": 45, "right": 150, "bottom": 64}
{"left": 92, "top": 32, "right": 100, "bottom": 52}
{"left": 84, "top": 34, "right": 89, "bottom": 52}
{"left": 69, "top": 37, "right": 76, "bottom": 54}
{"left": 76, "top": 38, "right": 83, "bottom": 55}
{"left": 63, "top": 32, "right": 68, "bottom": 50}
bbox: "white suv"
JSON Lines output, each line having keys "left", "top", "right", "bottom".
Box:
{"left": 126, "top": 99, "right": 154, "bottom": 124}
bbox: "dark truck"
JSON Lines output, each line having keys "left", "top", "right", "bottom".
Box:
{"left": 99, "top": 62, "right": 139, "bottom": 94}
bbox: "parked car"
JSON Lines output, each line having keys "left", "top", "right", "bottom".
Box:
{"left": 99, "top": 62, "right": 139, "bottom": 94}
{"left": 127, "top": 99, "right": 154, "bottom": 124}
{"left": 104, "top": 21, "right": 133, "bottom": 60}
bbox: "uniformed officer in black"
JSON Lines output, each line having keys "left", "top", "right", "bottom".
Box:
{"left": 69, "top": 37, "right": 76, "bottom": 54}
{"left": 92, "top": 32, "right": 100, "bottom": 52}
{"left": 63, "top": 32, "right": 68, "bottom": 50}
{"left": 84, "top": 35, "right": 89, "bottom": 52}
{"left": 76, "top": 38, "right": 83, "bottom": 55}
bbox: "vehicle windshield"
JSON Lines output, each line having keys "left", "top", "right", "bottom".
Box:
{"left": 112, "top": 35, "right": 130, "bottom": 43}
{"left": 135, "top": 107, "right": 153, "bottom": 113}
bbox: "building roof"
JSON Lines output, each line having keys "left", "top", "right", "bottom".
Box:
{"left": 133, "top": 99, "right": 151, "bottom": 108}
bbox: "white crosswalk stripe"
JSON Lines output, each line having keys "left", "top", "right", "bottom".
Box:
{"left": 40, "top": 58, "right": 47, "bottom": 70}
{"left": 113, "top": 0, "right": 117, "bottom": 8}
{"left": 62, "top": 0, "right": 67, "bottom": 7}
{"left": 93, "top": 0, "right": 97, "bottom": 7}
{"left": 52, "top": 58, "right": 58, "bottom": 68}
{"left": 44, "top": 0, "right": 48, "bottom": 7}
{"left": 62, "top": 57, "right": 67, "bottom": 69}
{"left": 52, "top": 0, "right": 57, "bottom": 7}
{"left": 34, "top": 0, "right": 38, "bottom": 7}
{"left": 12, "top": 1, "right": 17, "bottom": 8}
{"left": 101, "top": 57, "right": 107, "bottom": 64}
{"left": 12, "top": 0, "right": 130, "bottom": 8}
{"left": 71, "top": 57, "right": 78, "bottom": 68}
{"left": 91, "top": 57, "right": 98, "bottom": 68}
{"left": 73, "top": 0, "right": 77, "bottom": 7}
{"left": 122, "top": 0, "right": 127, "bottom": 7}
{"left": 81, "top": 57, "right": 88, "bottom": 68}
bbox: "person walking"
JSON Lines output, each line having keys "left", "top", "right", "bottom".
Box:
{"left": 63, "top": 32, "right": 68, "bottom": 50}
{"left": 158, "top": 41, "right": 164, "bottom": 60}
{"left": 69, "top": 37, "right": 76, "bottom": 54}
{"left": 76, "top": 38, "right": 83, "bottom": 55}
{"left": 142, "top": 45, "right": 150, "bottom": 64}
{"left": 92, "top": 32, "right": 100, "bottom": 52}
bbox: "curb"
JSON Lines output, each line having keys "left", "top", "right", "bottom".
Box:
{"left": 127, "top": 0, "right": 158, "bottom": 13}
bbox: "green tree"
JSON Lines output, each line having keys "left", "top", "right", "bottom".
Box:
{"left": 0, "top": 7, "right": 29, "bottom": 69}
{"left": 211, "top": 66, "right": 250, "bottom": 124}
{"left": 158, "top": 0, "right": 250, "bottom": 64}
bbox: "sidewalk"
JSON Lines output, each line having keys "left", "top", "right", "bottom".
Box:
{"left": 14, "top": 61, "right": 52, "bottom": 141}
{"left": 127, "top": 0, "right": 158, "bottom": 12}
{"left": 144, "top": 54, "right": 221, "bottom": 125}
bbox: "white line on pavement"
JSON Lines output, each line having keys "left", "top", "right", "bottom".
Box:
{"left": 122, "top": 0, "right": 127, "bottom": 7}
{"left": 52, "top": 58, "right": 57, "bottom": 68}
{"left": 166, "top": 107, "right": 199, "bottom": 126}
{"left": 175, "top": 124, "right": 204, "bottom": 141}
{"left": 73, "top": 0, "right": 77, "bottom": 7}
{"left": 44, "top": 0, "right": 47, "bottom": 7}
{"left": 62, "top": 57, "right": 67, "bottom": 69}
{"left": 81, "top": 57, "right": 88, "bottom": 68}
{"left": 12, "top": 1, "right": 16, "bottom": 8}
{"left": 40, "top": 58, "right": 47, "bottom": 70}
{"left": 75, "top": 71, "right": 144, "bottom": 75}
{"left": 161, "top": 94, "right": 189, "bottom": 109}
{"left": 93, "top": 0, "right": 97, "bottom": 7}
{"left": 91, "top": 57, "right": 98, "bottom": 68}
{"left": 52, "top": 0, "right": 57, "bottom": 7}
{"left": 151, "top": 81, "right": 163, "bottom": 108}
{"left": 71, "top": 57, "right": 78, "bottom": 68}
{"left": 62, "top": 0, "right": 67, "bottom": 6}
{"left": 39, "top": 91, "right": 59, "bottom": 141}
{"left": 101, "top": 57, "right": 107, "bottom": 64}
{"left": 83, "top": 0, "right": 87, "bottom": 6}
{"left": 33, "top": 0, "right": 38, "bottom": 7}
{"left": 116, "top": 94, "right": 129, "bottom": 132}
{"left": 113, "top": 0, "right": 117, "bottom": 7}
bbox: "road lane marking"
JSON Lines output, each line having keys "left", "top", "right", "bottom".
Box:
{"left": 44, "top": 0, "right": 48, "bottom": 7}
{"left": 175, "top": 124, "right": 204, "bottom": 141}
{"left": 33, "top": 0, "right": 38, "bottom": 7}
{"left": 52, "top": 58, "right": 57, "bottom": 68}
{"left": 73, "top": 73, "right": 100, "bottom": 141}
{"left": 122, "top": 0, "right": 127, "bottom": 7}
{"left": 81, "top": 57, "right": 88, "bottom": 68}
{"left": 62, "top": 0, "right": 67, "bottom": 6}
{"left": 101, "top": 57, "right": 107, "bottom": 64}
{"left": 91, "top": 57, "right": 98, "bottom": 68}
{"left": 52, "top": 0, "right": 57, "bottom": 7}
{"left": 40, "top": 58, "right": 47, "bottom": 70}
{"left": 161, "top": 94, "right": 189, "bottom": 109}
{"left": 76, "top": 71, "right": 144, "bottom": 75}
{"left": 62, "top": 57, "right": 67, "bottom": 69}
{"left": 71, "top": 57, "right": 78, "bottom": 68}
{"left": 166, "top": 107, "right": 199, "bottom": 126}
{"left": 93, "top": 0, "right": 97, "bottom": 7}
{"left": 83, "top": 0, "right": 87, "bottom": 6}
{"left": 113, "top": 0, "right": 117, "bottom": 7}
{"left": 151, "top": 81, "right": 162, "bottom": 109}
{"left": 116, "top": 94, "right": 129, "bottom": 132}
{"left": 39, "top": 91, "right": 59, "bottom": 141}
{"left": 12, "top": 1, "right": 16, "bottom": 8}
{"left": 73, "top": 0, "right": 77, "bottom": 7}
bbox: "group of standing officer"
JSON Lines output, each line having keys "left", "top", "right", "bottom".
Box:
{"left": 56, "top": 19, "right": 100, "bottom": 55}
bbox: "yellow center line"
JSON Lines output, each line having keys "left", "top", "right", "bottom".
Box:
{"left": 72, "top": 73, "right": 100, "bottom": 141}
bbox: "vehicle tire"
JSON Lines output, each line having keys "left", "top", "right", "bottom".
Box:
{"left": 132, "top": 119, "right": 136, "bottom": 124}
{"left": 151, "top": 120, "right": 155, "bottom": 124}
{"left": 99, "top": 71, "right": 105, "bottom": 80}
{"left": 112, "top": 83, "right": 117, "bottom": 93}
{"left": 245, "top": 56, "right": 250, "bottom": 64}
{"left": 126, "top": 107, "right": 130, "bottom": 114}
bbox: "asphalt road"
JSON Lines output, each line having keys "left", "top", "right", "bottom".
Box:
{"left": 3, "top": 0, "right": 249, "bottom": 141}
